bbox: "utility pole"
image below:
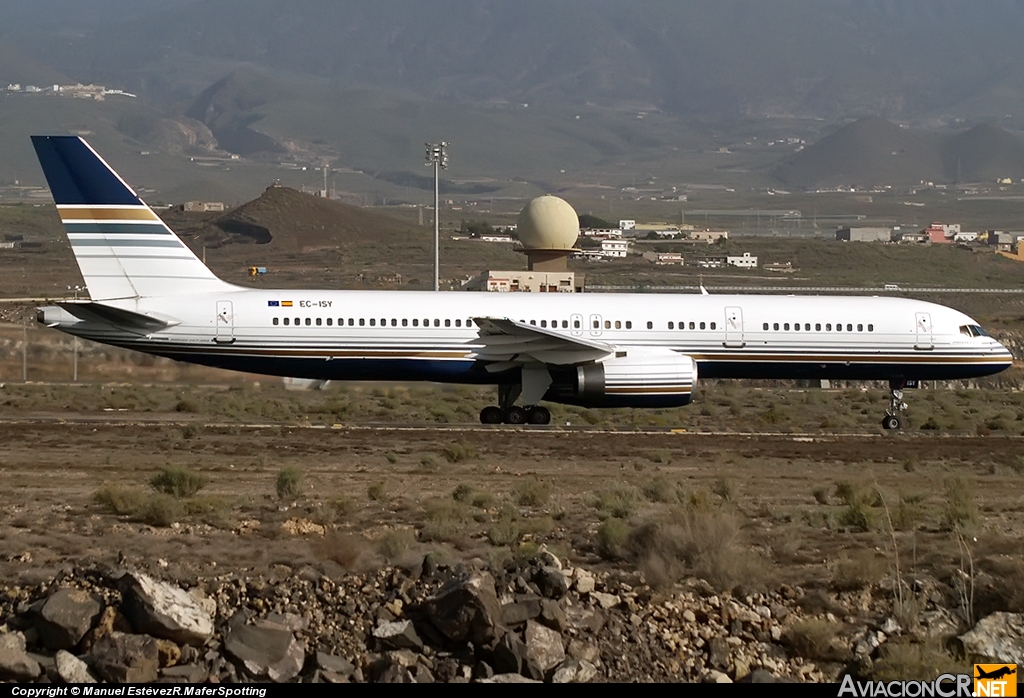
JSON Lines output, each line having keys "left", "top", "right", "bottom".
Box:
{"left": 425, "top": 142, "right": 449, "bottom": 291}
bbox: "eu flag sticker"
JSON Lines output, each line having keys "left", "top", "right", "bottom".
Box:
{"left": 268, "top": 300, "right": 280, "bottom": 307}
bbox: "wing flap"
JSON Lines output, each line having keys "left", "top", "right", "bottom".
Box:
{"left": 472, "top": 316, "right": 614, "bottom": 365}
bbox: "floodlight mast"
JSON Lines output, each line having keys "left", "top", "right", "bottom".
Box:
{"left": 425, "top": 142, "right": 449, "bottom": 291}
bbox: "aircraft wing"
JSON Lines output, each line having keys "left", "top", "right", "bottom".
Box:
{"left": 472, "top": 317, "right": 614, "bottom": 366}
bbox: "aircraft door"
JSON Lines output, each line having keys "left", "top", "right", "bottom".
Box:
{"left": 571, "top": 313, "right": 584, "bottom": 337}
{"left": 216, "top": 301, "right": 235, "bottom": 343}
{"left": 915, "top": 312, "right": 933, "bottom": 350}
{"left": 724, "top": 306, "right": 744, "bottom": 347}
{"left": 589, "top": 314, "right": 602, "bottom": 337}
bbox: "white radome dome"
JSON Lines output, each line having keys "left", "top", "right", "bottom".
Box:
{"left": 516, "top": 195, "right": 579, "bottom": 250}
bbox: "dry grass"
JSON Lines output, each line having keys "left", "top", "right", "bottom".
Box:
{"left": 783, "top": 618, "right": 848, "bottom": 662}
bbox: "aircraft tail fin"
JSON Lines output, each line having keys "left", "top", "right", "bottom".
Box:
{"left": 31, "top": 135, "right": 232, "bottom": 300}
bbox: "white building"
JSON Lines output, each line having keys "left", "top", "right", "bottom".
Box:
{"left": 619, "top": 220, "right": 636, "bottom": 230}
{"left": 601, "top": 239, "right": 630, "bottom": 258}
{"left": 727, "top": 252, "right": 758, "bottom": 268}
{"left": 690, "top": 230, "right": 729, "bottom": 243}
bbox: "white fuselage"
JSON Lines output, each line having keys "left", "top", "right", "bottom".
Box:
{"left": 51, "top": 287, "right": 1013, "bottom": 386}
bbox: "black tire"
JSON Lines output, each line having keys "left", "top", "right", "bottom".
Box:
{"left": 882, "top": 415, "right": 901, "bottom": 430}
{"left": 527, "top": 406, "right": 551, "bottom": 425}
{"left": 480, "top": 406, "right": 502, "bottom": 424}
{"left": 505, "top": 406, "right": 527, "bottom": 425}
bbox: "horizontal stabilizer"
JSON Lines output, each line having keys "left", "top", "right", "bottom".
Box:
{"left": 57, "top": 301, "right": 179, "bottom": 332}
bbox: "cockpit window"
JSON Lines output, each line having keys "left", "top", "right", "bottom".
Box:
{"left": 959, "top": 325, "right": 990, "bottom": 338}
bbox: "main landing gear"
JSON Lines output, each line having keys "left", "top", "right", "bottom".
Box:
{"left": 479, "top": 383, "right": 551, "bottom": 425}
{"left": 881, "top": 379, "right": 910, "bottom": 430}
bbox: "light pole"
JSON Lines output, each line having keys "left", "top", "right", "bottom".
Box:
{"left": 425, "top": 142, "right": 448, "bottom": 291}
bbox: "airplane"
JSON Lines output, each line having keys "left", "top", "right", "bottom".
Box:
{"left": 30, "top": 135, "right": 1014, "bottom": 429}
{"left": 975, "top": 666, "right": 1016, "bottom": 681}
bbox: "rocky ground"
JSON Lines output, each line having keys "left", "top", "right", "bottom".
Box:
{"left": 0, "top": 551, "right": 1021, "bottom": 684}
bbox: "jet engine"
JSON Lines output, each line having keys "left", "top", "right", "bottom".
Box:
{"left": 544, "top": 347, "right": 697, "bottom": 408}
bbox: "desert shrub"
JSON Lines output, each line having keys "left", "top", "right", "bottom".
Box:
{"left": 93, "top": 485, "right": 146, "bottom": 516}
{"left": 137, "top": 494, "right": 183, "bottom": 527}
{"left": 513, "top": 478, "right": 550, "bottom": 507}
{"left": 626, "top": 508, "right": 772, "bottom": 592}
{"left": 150, "top": 466, "right": 208, "bottom": 498}
{"left": 421, "top": 498, "right": 473, "bottom": 543}
{"left": 367, "top": 481, "right": 387, "bottom": 501}
{"left": 711, "top": 476, "right": 735, "bottom": 502}
{"left": 594, "top": 486, "right": 639, "bottom": 519}
{"left": 812, "top": 487, "right": 830, "bottom": 505}
{"left": 418, "top": 455, "right": 440, "bottom": 471}
{"left": 442, "top": 441, "right": 476, "bottom": 463}
{"left": 942, "top": 477, "right": 978, "bottom": 532}
{"left": 471, "top": 491, "right": 496, "bottom": 509}
{"left": 642, "top": 476, "right": 675, "bottom": 503}
{"left": 174, "top": 397, "right": 200, "bottom": 413}
{"left": 870, "top": 640, "right": 968, "bottom": 681}
{"left": 314, "top": 531, "right": 370, "bottom": 570}
{"left": 646, "top": 450, "right": 671, "bottom": 464}
{"left": 831, "top": 550, "right": 888, "bottom": 591}
{"left": 487, "top": 514, "right": 520, "bottom": 547}
{"left": 378, "top": 528, "right": 418, "bottom": 561}
{"left": 597, "top": 517, "right": 631, "bottom": 559}
{"left": 783, "top": 619, "right": 847, "bottom": 662}
{"left": 834, "top": 480, "right": 882, "bottom": 532}
{"left": 452, "top": 483, "right": 474, "bottom": 502}
{"left": 276, "top": 467, "right": 303, "bottom": 500}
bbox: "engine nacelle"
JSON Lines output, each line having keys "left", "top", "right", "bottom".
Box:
{"left": 545, "top": 348, "right": 697, "bottom": 408}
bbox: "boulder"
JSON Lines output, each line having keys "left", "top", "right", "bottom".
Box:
{"left": 90, "top": 632, "right": 160, "bottom": 683}
{"left": 55, "top": 650, "right": 97, "bottom": 683}
{"left": 224, "top": 623, "right": 305, "bottom": 682}
{"left": 36, "top": 588, "right": 102, "bottom": 650}
{"left": 0, "top": 632, "right": 42, "bottom": 681}
{"left": 373, "top": 620, "right": 424, "bottom": 651}
{"left": 525, "top": 619, "right": 565, "bottom": 677}
{"left": 119, "top": 571, "right": 214, "bottom": 646}
{"left": 958, "top": 612, "right": 1024, "bottom": 664}
{"left": 416, "top": 571, "right": 503, "bottom": 646}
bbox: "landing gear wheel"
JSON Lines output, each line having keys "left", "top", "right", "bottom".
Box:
{"left": 505, "top": 406, "right": 528, "bottom": 425}
{"left": 882, "top": 414, "right": 901, "bottom": 431}
{"left": 526, "top": 406, "right": 551, "bottom": 425}
{"left": 480, "top": 406, "right": 502, "bottom": 425}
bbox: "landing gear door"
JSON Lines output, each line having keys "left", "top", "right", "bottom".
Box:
{"left": 724, "top": 306, "right": 744, "bottom": 347}
{"left": 915, "top": 312, "right": 933, "bottom": 350}
{"left": 216, "top": 300, "right": 235, "bottom": 344}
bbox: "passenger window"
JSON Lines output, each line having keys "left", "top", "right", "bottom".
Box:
{"left": 531, "top": 320, "right": 537, "bottom": 326}
{"left": 468, "top": 319, "right": 475, "bottom": 327}
{"left": 710, "top": 322, "right": 716, "bottom": 330}
{"left": 369, "top": 319, "right": 376, "bottom": 326}
{"left": 562, "top": 320, "right": 568, "bottom": 328}
{"left": 825, "top": 323, "right": 831, "bottom": 331}
{"left": 434, "top": 319, "right": 440, "bottom": 327}
{"left": 316, "top": 318, "right": 322, "bottom": 326}
{"left": 294, "top": 317, "right": 300, "bottom": 325}
{"left": 835, "top": 323, "right": 841, "bottom": 331}
{"left": 327, "top": 318, "right": 333, "bottom": 326}
{"left": 857, "top": 324, "right": 863, "bottom": 331}
{"left": 303, "top": 318, "right": 309, "bottom": 326}
{"left": 283, "top": 318, "right": 289, "bottom": 326}
{"left": 773, "top": 323, "right": 779, "bottom": 331}
{"left": 381, "top": 318, "right": 386, "bottom": 326}
{"left": 615, "top": 321, "right": 621, "bottom": 329}
{"left": 868, "top": 324, "right": 874, "bottom": 332}
{"left": 391, "top": 319, "right": 397, "bottom": 327}
{"left": 847, "top": 324, "right": 852, "bottom": 331}
{"left": 445, "top": 319, "right": 451, "bottom": 327}
{"left": 700, "top": 322, "right": 706, "bottom": 330}
{"left": 784, "top": 323, "right": 790, "bottom": 331}
{"left": 626, "top": 321, "right": 632, "bottom": 329}
{"left": 413, "top": 319, "right": 419, "bottom": 327}
{"left": 668, "top": 321, "right": 675, "bottom": 330}
{"left": 576, "top": 320, "right": 582, "bottom": 329}
{"left": 816, "top": 323, "right": 821, "bottom": 331}
{"left": 763, "top": 323, "right": 768, "bottom": 330}
{"left": 273, "top": 318, "right": 279, "bottom": 326}
{"left": 647, "top": 321, "right": 653, "bottom": 329}
{"left": 793, "top": 323, "right": 799, "bottom": 331}
{"left": 541, "top": 320, "right": 547, "bottom": 328}
{"left": 402, "top": 319, "right": 408, "bottom": 327}
{"left": 592, "top": 320, "right": 599, "bottom": 329}
{"left": 805, "top": 323, "right": 810, "bottom": 331}
{"left": 456, "top": 319, "right": 462, "bottom": 327}
{"left": 689, "top": 322, "right": 695, "bottom": 330}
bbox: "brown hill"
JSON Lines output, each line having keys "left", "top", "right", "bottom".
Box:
{"left": 941, "top": 123, "right": 1024, "bottom": 182}
{"left": 774, "top": 117, "right": 1024, "bottom": 188}
{"left": 773, "top": 116, "right": 943, "bottom": 189}
{"left": 202, "top": 185, "right": 428, "bottom": 254}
